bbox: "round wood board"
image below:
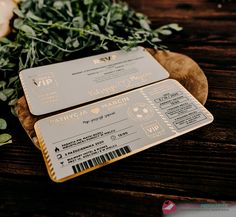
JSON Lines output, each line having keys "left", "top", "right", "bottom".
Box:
{"left": 15, "top": 49, "right": 208, "bottom": 150}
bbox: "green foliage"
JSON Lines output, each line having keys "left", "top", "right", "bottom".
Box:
{"left": 0, "top": 118, "right": 7, "bottom": 130}
{"left": 0, "top": 133, "right": 12, "bottom": 146}
{"left": 0, "top": 118, "right": 12, "bottom": 146}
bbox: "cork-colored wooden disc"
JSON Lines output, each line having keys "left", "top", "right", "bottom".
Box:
{"left": 15, "top": 49, "right": 209, "bottom": 150}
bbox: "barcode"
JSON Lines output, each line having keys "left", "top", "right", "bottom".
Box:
{"left": 72, "top": 146, "right": 131, "bottom": 173}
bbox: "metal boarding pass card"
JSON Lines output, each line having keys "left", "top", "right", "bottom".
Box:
{"left": 19, "top": 47, "right": 169, "bottom": 115}
{"left": 34, "top": 79, "right": 213, "bottom": 182}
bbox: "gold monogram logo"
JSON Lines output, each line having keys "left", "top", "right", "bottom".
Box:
{"left": 93, "top": 55, "right": 117, "bottom": 64}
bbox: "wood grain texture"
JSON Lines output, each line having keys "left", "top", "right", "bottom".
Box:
{"left": 0, "top": 0, "right": 236, "bottom": 216}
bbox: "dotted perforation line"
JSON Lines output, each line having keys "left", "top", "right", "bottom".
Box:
{"left": 140, "top": 89, "right": 177, "bottom": 133}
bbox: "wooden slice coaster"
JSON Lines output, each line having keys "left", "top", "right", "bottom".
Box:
{"left": 15, "top": 49, "right": 208, "bottom": 149}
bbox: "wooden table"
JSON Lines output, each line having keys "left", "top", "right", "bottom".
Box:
{"left": 1, "top": 0, "right": 235, "bottom": 216}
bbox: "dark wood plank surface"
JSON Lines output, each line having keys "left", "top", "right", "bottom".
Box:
{"left": 1, "top": 0, "right": 236, "bottom": 216}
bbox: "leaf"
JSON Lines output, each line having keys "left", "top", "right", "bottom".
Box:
{"left": 0, "top": 37, "right": 12, "bottom": 44}
{"left": 8, "top": 76, "right": 18, "bottom": 86}
{"left": 72, "top": 40, "right": 80, "bottom": 48}
{"left": 0, "top": 81, "right": 7, "bottom": 89}
{"left": 0, "top": 134, "right": 12, "bottom": 145}
{"left": 128, "top": 20, "right": 133, "bottom": 25}
{"left": 20, "top": 25, "right": 36, "bottom": 37}
{"left": 26, "top": 11, "right": 44, "bottom": 21}
{"left": 8, "top": 98, "right": 17, "bottom": 106}
{"left": 0, "top": 92, "right": 7, "bottom": 101}
{"left": 111, "top": 13, "right": 122, "bottom": 22}
{"left": 100, "top": 17, "right": 105, "bottom": 26}
{"left": 2, "top": 89, "right": 15, "bottom": 98}
{"left": 65, "top": 37, "right": 71, "bottom": 44}
{"left": 65, "top": 1, "right": 73, "bottom": 17}
{"left": 151, "top": 37, "right": 161, "bottom": 42}
{"left": 73, "top": 16, "right": 85, "bottom": 28}
{"left": 168, "top": 23, "right": 183, "bottom": 31}
{"left": 159, "top": 29, "right": 172, "bottom": 35}
{"left": 139, "top": 19, "right": 151, "bottom": 31}
{"left": 84, "top": 0, "right": 93, "bottom": 5}
{"left": 13, "top": 8, "right": 24, "bottom": 18}
{"left": 13, "top": 18, "right": 24, "bottom": 29}
{"left": 42, "top": 28, "right": 49, "bottom": 34}
{"left": 0, "top": 119, "right": 7, "bottom": 130}
{"left": 106, "top": 28, "right": 114, "bottom": 35}
{"left": 0, "top": 140, "right": 12, "bottom": 146}
{"left": 106, "top": 11, "right": 111, "bottom": 26}
{"left": 92, "top": 24, "right": 100, "bottom": 32}
{"left": 38, "top": 0, "right": 44, "bottom": 9}
{"left": 136, "top": 12, "right": 144, "bottom": 18}
{"left": 53, "top": 1, "right": 64, "bottom": 10}
{"left": 102, "top": 44, "right": 108, "bottom": 50}
{"left": 11, "top": 107, "right": 17, "bottom": 117}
